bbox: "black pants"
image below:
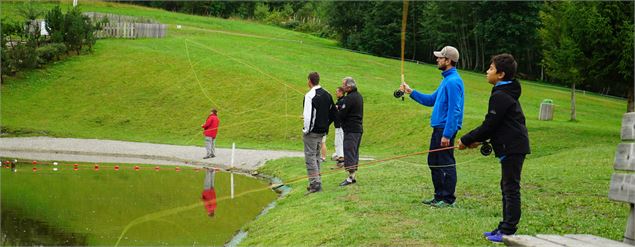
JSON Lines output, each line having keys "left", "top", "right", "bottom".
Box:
{"left": 498, "top": 154, "right": 525, "bottom": 235}
{"left": 427, "top": 128, "right": 457, "bottom": 204}
{"left": 343, "top": 132, "right": 362, "bottom": 173}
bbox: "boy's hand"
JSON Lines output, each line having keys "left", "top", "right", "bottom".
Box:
{"left": 458, "top": 139, "right": 481, "bottom": 150}
{"left": 440, "top": 137, "right": 450, "bottom": 147}
{"left": 457, "top": 139, "right": 466, "bottom": 150}
{"left": 457, "top": 139, "right": 465, "bottom": 150}
{"left": 469, "top": 142, "right": 481, "bottom": 148}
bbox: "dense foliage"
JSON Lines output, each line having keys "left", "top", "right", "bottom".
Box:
{"left": 1, "top": 2, "right": 105, "bottom": 82}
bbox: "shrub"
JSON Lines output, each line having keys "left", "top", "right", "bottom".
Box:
{"left": 9, "top": 43, "right": 39, "bottom": 70}
{"left": 254, "top": 3, "right": 269, "bottom": 21}
{"left": 36, "top": 43, "right": 66, "bottom": 63}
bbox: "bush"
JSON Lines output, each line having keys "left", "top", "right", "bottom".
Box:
{"left": 36, "top": 43, "right": 66, "bottom": 63}
{"left": 45, "top": 5, "right": 64, "bottom": 43}
{"left": 280, "top": 19, "right": 299, "bottom": 29}
{"left": 264, "top": 11, "right": 287, "bottom": 26}
{"left": 9, "top": 43, "right": 39, "bottom": 70}
{"left": 254, "top": 2, "right": 268, "bottom": 21}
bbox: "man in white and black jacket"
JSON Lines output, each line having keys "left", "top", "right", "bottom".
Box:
{"left": 303, "top": 72, "right": 336, "bottom": 194}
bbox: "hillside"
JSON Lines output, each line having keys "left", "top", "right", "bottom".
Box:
{"left": 1, "top": 1, "right": 629, "bottom": 246}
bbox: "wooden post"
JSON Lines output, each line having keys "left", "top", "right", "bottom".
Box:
{"left": 610, "top": 112, "right": 635, "bottom": 245}
{"left": 626, "top": 203, "right": 634, "bottom": 245}
{"left": 231, "top": 142, "right": 235, "bottom": 199}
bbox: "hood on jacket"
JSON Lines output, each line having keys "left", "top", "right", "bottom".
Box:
{"left": 493, "top": 79, "right": 522, "bottom": 100}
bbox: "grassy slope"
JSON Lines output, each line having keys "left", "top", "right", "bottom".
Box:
{"left": 1, "top": 1, "right": 629, "bottom": 246}
{"left": 3, "top": 1, "right": 622, "bottom": 154}
{"left": 1, "top": 161, "right": 276, "bottom": 245}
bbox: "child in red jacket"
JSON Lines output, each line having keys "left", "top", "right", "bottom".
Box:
{"left": 201, "top": 109, "right": 219, "bottom": 159}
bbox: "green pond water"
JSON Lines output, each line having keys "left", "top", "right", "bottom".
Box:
{"left": 1, "top": 160, "right": 277, "bottom": 246}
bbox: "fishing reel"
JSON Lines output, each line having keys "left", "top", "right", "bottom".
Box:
{"left": 480, "top": 141, "right": 493, "bottom": 156}
{"left": 393, "top": 89, "right": 405, "bottom": 100}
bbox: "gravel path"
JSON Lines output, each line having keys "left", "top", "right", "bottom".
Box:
{"left": 0, "top": 137, "right": 304, "bottom": 171}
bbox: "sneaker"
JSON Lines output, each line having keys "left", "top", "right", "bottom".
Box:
{"left": 203, "top": 155, "right": 211, "bottom": 159}
{"left": 483, "top": 229, "right": 500, "bottom": 237}
{"left": 421, "top": 198, "right": 440, "bottom": 205}
{"left": 210, "top": 154, "right": 216, "bottom": 158}
{"left": 339, "top": 177, "right": 356, "bottom": 186}
{"left": 305, "top": 186, "right": 322, "bottom": 195}
{"left": 486, "top": 232, "right": 508, "bottom": 243}
{"left": 431, "top": 201, "right": 455, "bottom": 208}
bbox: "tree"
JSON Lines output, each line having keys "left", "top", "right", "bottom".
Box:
{"left": 17, "top": 1, "right": 43, "bottom": 47}
{"left": 45, "top": 5, "right": 65, "bottom": 43}
{"left": 1, "top": 18, "right": 23, "bottom": 81}
{"left": 620, "top": 21, "right": 634, "bottom": 112}
{"left": 325, "top": 2, "right": 373, "bottom": 50}
{"left": 63, "top": 6, "right": 85, "bottom": 55}
{"left": 598, "top": 1, "right": 634, "bottom": 112}
{"left": 540, "top": 1, "right": 634, "bottom": 117}
{"left": 359, "top": 2, "right": 402, "bottom": 57}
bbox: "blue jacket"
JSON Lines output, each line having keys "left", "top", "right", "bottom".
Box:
{"left": 409, "top": 67, "right": 464, "bottom": 138}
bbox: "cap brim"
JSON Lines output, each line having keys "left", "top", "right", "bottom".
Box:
{"left": 433, "top": 51, "right": 443, "bottom": 57}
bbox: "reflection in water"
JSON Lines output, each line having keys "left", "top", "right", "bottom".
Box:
{"left": 202, "top": 168, "right": 218, "bottom": 217}
{"left": 1, "top": 208, "right": 87, "bottom": 246}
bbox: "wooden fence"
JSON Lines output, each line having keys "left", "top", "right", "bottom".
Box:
{"left": 95, "top": 22, "right": 167, "bottom": 39}
{"left": 85, "top": 12, "right": 167, "bottom": 39}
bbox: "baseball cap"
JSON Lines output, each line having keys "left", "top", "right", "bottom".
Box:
{"left": 433, "top": 46, "right": 460, "bottom": 62}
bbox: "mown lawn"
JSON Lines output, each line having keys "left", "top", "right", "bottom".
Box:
{"left": 247, "top": 144, "right": 627, "bottom": 246}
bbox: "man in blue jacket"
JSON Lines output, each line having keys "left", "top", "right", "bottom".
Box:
{"left": 400, "top": 46, "right": 465, "bottom": 208}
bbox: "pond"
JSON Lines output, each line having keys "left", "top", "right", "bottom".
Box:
{"left": 1, "top": 160, "right": 277, "bottom": 246}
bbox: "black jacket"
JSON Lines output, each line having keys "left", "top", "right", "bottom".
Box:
{"left": 460, "top": 80, "right": 530, "bottom": 157}
{"left": 303, "top": 87, "right": 335, "bottom": 134}
{"left": 338, "top": 89, "right": 363, "bottom": 133}
{"left": 334, "top": 97, "right": 344, "bottom": 128}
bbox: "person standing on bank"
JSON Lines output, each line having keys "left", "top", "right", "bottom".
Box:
{"left": 333, "top": 87, "right": 345, "bottom": 167}
{"left": 400, "top": 46, "right": 465, "bottom": 207}
{"left": 458, "top": 54, "right": 530, "bottom": 243}
{"left": 338, "top": 77, "right": 364, "bottom": 186}
{"left": 201, "top": 109, "right": 220, "bottom": 159}
{"left": 303, "top": 72, "right": 336, "bottom": 194}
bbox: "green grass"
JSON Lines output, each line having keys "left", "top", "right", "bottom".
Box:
{"left": 1, "top": 160, "right": 277, "bottom": 245}
{"left": 249, "top": 145, "right": 628, "bottom": 246}
{"left": 1, "top": 1, "right": 630, "bottom": 246}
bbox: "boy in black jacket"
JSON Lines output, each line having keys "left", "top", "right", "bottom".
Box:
{"left": 458, "top": 54, "right": 530, "bottom": 243}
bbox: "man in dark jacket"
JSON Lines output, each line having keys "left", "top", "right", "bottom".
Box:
{"left": 458, "top": 54, "right": 530, "bottom": 243}
{"left": 338, "top": 77, "right": 364, "bottom": 186}
{"left": 303, "top": 72, "right": 336, "bottom": 194}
